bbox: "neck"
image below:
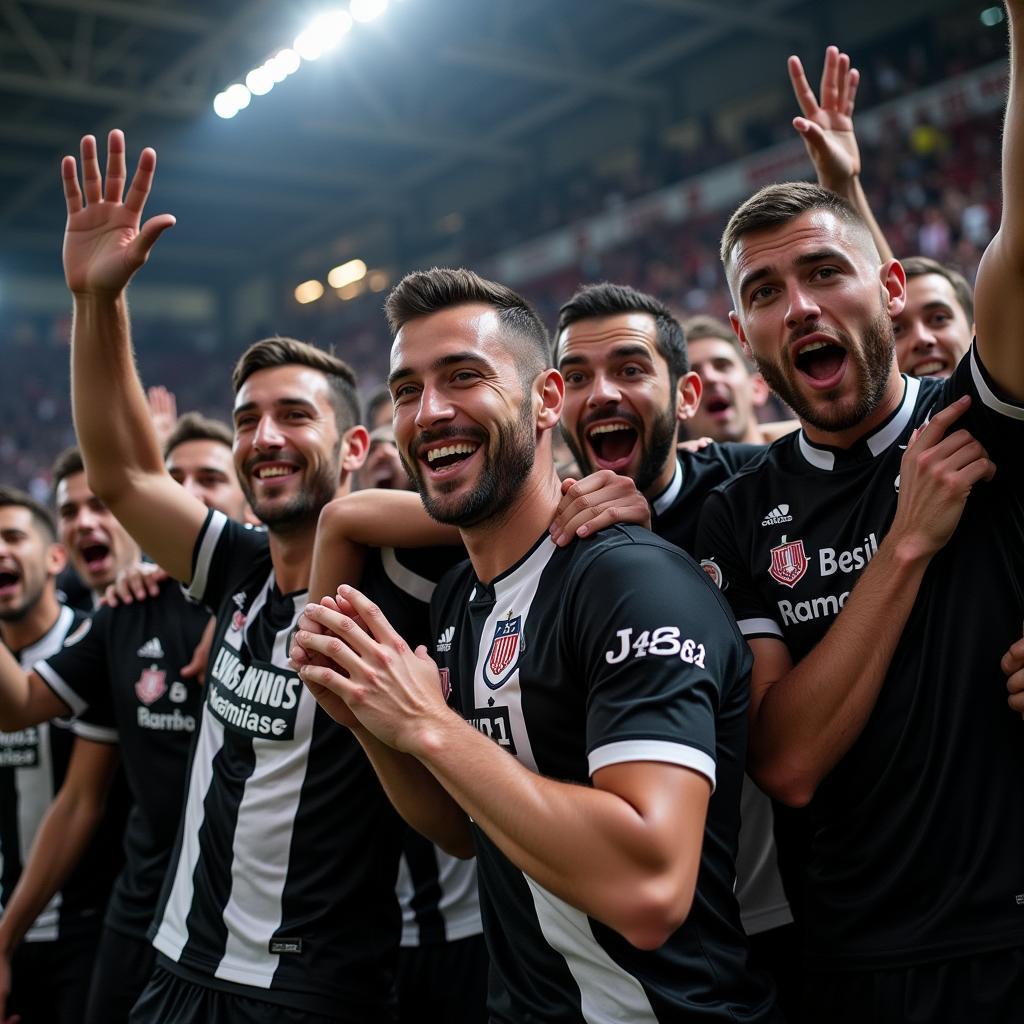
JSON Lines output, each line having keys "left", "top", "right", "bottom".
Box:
{"left": 461, "top": 462, "right": 562, "bottom": 585}
{"left": 0, "top": 590, "right": 62, "bottom": 653}
{"left": 801, "top": 366, "right": 904, "bottom": 450}
{"left": 643, "top": 454, "right": 679, "bottom": 502}
{"left": 741, "top": 421, "right": 767, "bottom": 445}
{"left": 268, "top": 525, "right": 315, "bottom": 594}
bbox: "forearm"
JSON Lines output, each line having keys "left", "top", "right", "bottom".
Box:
{"left": 70, "top": 292, "right": 164, "bottom": 504}
{"left": 0, "top": 650, "right": 65, "bottom": 732}
{"left": 352, "top": 724, "right": 473, "bottom": 858}
{"left": 1002, "top": 1, "right": 1024, "bottom": 247}
{"left": 319, "top": 492, "right": 460, "bottom": 551}
{"left": 750, "top": 538, "right": 929, "bottom": 805}
{"left": 0, "top": 785, "right": 104, "bottom": 954}
{"left": 414, "top": 714, "right": 698, "bottom": 948}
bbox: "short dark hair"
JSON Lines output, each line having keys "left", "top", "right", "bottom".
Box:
{"left": 721, "top": 181, "right": 876, "bottom": 269}
{"left": 232, "top": 337, "right": 361, "bottom": 433}
{"left": 385, "top": 268, "right": 551, "bottom": 377}
{"left": 163, "top": 412, "right": 234, "bottom": 461}
{"left": 51, "top": 447, "right": 84, "bottom": 497}
{"left": 683, "top": 314, "right": 754, "bottom": 371}
{"left": 900, "top": 256, "right": 974, "bottom": 324}
{"left": 555, "top": 282, "right": 688, "bottom": 383}
{"left": 0, "top": 486, "right": 57, "bottom": 543}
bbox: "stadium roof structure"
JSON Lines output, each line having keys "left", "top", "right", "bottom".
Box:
{"left": 0, "top": 0, "right": 980, "bottom": 293}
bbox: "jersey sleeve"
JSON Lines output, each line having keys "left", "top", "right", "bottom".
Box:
{"left": 187, "top": 510, "right": 269, "bottom": 612}
{"left": 942, "top": 342, "right": 1024, "bottom": 480}
{"left": 568, "top": 539, "right": 750, "bottom": 790}
{"left": 696, "top": 487, "right": 785, "bottom": 643}
{"left": 33, "top": 609, "right": 110, "bottom": 718}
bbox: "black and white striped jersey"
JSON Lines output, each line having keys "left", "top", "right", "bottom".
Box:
{"left": 34, "top": 582, "right": 208, "bottom": 942}
{"left": 359, "top": 544, "right": 483, "bottom": 949}
{"left": 149, "top": 511, "right": 404, "bottom": 1018}
{"left": 696, "top": 345, "right": 1024, "bottom": 969}
{"left": 431, "top": 525, "right": 779, "bottom": 1022}
{"left": 2, "top": 606, "right": 119, "bottom": 943}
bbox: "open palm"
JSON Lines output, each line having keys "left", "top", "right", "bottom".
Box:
{"left": 788, "top": 46, "right": 861, "bottom": 190}
{"left": 62, "top": 130, "right": 175, "bottom": 295}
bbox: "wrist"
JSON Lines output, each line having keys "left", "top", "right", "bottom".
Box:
{"left": 405, "top": 706, "right": 465, "bottom": 762}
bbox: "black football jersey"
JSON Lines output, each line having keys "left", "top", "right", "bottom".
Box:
{"left": 431, "top": 525, "right": 779, "bottom": 1022}
{"left": 35, "top": 582, "right": 207, "bottom": 940}
{"left": 697, "top": 346, "right": 1024, "bottom": 969}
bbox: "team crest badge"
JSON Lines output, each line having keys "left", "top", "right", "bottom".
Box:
{"left": 232, "top": 610, "right": 246, "bottom": 631}
{"left": 769, "top": 536, "right": 808, "bottom": 588}
{"left": 438, "top": 667, "right": 452, "bottom": 702}
{"left": 483, "top": 614, "right": 523, "bottom": 690}
{"left": 135, "top": 665, "right": 167, "bottom": 705}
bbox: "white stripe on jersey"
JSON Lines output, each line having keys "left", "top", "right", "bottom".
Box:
{"left": 153, "top": 714, "right": 224, "bottom": 961}
{"left": 472, "top": 539, "right": 557, "bottom": 773}
{"left": 381, "top": 547, "right": 437, "bottom": 603}
{"left": 737, "top": 617, "right": 783, "bottom": 638}
{"left": 588, "top": 739, "right": 716, "bottom": 790}
{"left": 68, "top": 721, "right": 118, "bottom": 744}
{"left": 525, "top": 874, "right": 656, "bottom": 1023}
{"left": 396, "top": 850, "right": 483, "bottom": 947}
{"left": 188, "top": 510, "right": 227, "bottom": 603}
{"left": 971, "top": 345, "right": 1024, "bottom": 419}
{"left": 217, "top": 592, "right": 310, "bottom": 989}
{"left": 33, "top": 662, "right": 87, "bottom": 717}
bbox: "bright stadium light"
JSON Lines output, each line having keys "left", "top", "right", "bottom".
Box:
{"left": 273, "top": 48, "right": 301, "bottom": 77}
{"left": 246, "top": 65, "right": 275, "bottom": 96}
{"left": 351, "top": 0, "right": 389, "bottom": 23}
{"left": 327, "top": 259, "right": 367, "bottom": 289}
{"left": 213, "top": 91, "right": 239, "bottom": 119}
{"left": 295, "top": 280, "right": 325, "bottom": 304}
{"left": 225, "top": 83, "right": 251, "bottom": 112}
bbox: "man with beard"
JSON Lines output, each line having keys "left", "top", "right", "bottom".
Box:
{"left": 0, "top": 487, "right": 120, "bottom": 1023}
{"left": 696, "top": 9, "right": 1024, "bottom": 1012}
{"left": 60, "top": 129, "right": 404, "bottom": 1023}
{"left": 0, "top": 414, "right": 248, "bottom": 1023}
{"left": 552, "top": 283, "right": 796, "bottom": 1013}
{"left": 293, "top": 267, "right": 781, "bottom": 1023}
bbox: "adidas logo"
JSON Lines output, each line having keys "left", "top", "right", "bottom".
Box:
{"left": 761, "top": 504, "right": 794, "bottom": 527}
{"left": 436, "top": 625, "right": 455, "bottom": 653}
{"left": 232, "top": 592, "right": 247, "bottom": 610}
{"left": 137, "top": 637, "right": 165, "bottom": 659}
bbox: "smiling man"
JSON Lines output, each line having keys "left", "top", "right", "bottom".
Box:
{"left": 60, "top": 129, "right": 405, "bottom": 1024}
{"left": 294, "top": 268, "right": 780, "bottom": 1023}
{"left": 696, "top": 8, "right": 1024, "bottom": 1016}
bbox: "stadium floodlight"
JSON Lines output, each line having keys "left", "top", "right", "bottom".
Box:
{"left": 295, "top": 280, "right": 326, "bottom": 304}
{"left": 225, "top": 83, "right": 252, "bottom": 112}
{"left": 246, "top": 65, "right": 275, "bottom": 96}
{"left": 351, "top": 0, "right": 389, "bottom": 23}
{"left": 213, "top": 91, "right": 239, "bottom": 119}
{"left": 272, "top": 48, "right": 301, "bottom": 77}
{"left": 327, "top": 258, "right": 367, "bottom": 289}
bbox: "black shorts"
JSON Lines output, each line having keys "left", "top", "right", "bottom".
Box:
{"left": 84, "top": 926, "right": 156, "bottom": 1024}
{"left": 129, "top": 965, "right": 382, "bottom": 1024}
{"left": 8, "top": 925, "right": 100, "bottom": 1024}
{"left": 396, "top": 933, "right": 488, "bottom": 1024}
{"left": 802, "top": 947, "right": 1024, "bottom": 1024}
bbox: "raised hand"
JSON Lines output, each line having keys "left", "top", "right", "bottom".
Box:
{"left": 147, "top": 386, "right": 178, "bottom": 446}
{"left": 548, "top": 471, "right": 651, "bottom": 547}
{"left": 788, "top": 45, "right": 861, "bottom": 193}
{"left": 61, "top": 129, "right": 175, "bottom": 296}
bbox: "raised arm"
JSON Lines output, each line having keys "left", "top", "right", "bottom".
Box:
{"left": 63, "top": 130, "right": 206, "bottom": 582}
{"left": 789, "top": 46, "right": 894, "bottom": 262}
{"left": 973, "top": 1, "right": 1024, "bottom": 399}
{"left": 743, "top": 401, "right": 993, "bottom": 804}
{"left": 0, "top": 644, "right": 69, "bottom": 731}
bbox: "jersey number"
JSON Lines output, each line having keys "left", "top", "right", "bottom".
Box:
{"left": 604, "top": 627, "right": 705, "bottom": 667}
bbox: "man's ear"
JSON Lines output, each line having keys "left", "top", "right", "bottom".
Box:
{"left": 46, "top": 542, "right": 67, "bottom": 578}
{"left": 676, "top": 371, "right": 702, "bottom": 423}
{"left": 881, "top": 259, "right": 907, "bottom": 318}
{"left": 750, "top": 371, "right": 770, "bottom": 409}
{"left": 536, "top": 369, "right": 564, "bottom": 432}
{"left": 340, "top": 425, "right": 370, "bottom": 475}
{"left": 729, "top": 312, "right": 754, "bottom": 363}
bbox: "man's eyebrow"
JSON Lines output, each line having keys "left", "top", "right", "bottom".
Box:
{"left": 233, "top": 396, "right": 316, "bottom": 419}
{"left": 738, "top": 265, "right": 772, "bottom": 300}
{"left": 739, "top": 248, "right": 851, "bottom": 299}
{"left": 388, "top": 351, "right": 491, "bottom": 389}
{"left": 558, "top": 343, "right": 653, "bottom": 368}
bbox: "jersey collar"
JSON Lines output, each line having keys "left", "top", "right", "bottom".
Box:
{"left": 650, "top": 458, "right": 684, "bottom": 516}
{"left": 16, "top": 605, "right": 75, "bottom": 664}
{"left": 797, "top": 374, "right": 920, "bottom": 471}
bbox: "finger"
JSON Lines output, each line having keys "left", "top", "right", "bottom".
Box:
{"left": 559, "top": 477, "right": 577, "bottom": 495}
{"left": 845, "top": 66, "right": 860, "bottom": 117}
{"left": 793, "top": 117, "right": 828, "bottom": 154}
{"left": 80, "top": 134, "right": 102, "bottom": 204}
{"left": 104, "top": 128, "right": 127, "bottom": 203}
{"left": 337, "top": 585, "right": 408, "bottom": 650}
{"left": 123, "top": 146, "right": 158, "bottom": 215}
{"left": 130, "top": 574, "right": 148, "bottom": 601}
{"left": 61, "top": 156, "right": 83, "bottom": 215}
{"left": 297, "top": 662, "right": 355, "bottom": 701}
{"left": 834, "top": 51, "right": 851, "bottom": 112}
{"left": 913, "top": 396, "right": 971, "bottom": 447}
{"left": 146, "top": 572, "right": 162, "bottom": 597}
{"left": 1000, "top": 635, "right": 1024, "bottom": 675}
{"left": 787, "top": 55, "right": 819, "bottom": 118}
{"left": 820, "top": 45, "right": 839, "bottom": 112}
{"left": 938, "top": 438, "right": 990, "bottom": 473}
{"left": 102, "top": 584, "right": 119, "bottom": 607}
{"left": 300, "top": 603, "right": 378, "bottom": 659}
{"left": 295, "top": 630, "right": 363, "bottom": 675}
{"left": 133, "top": 214, "right": 176, "bottom": 262}
{"left": 952, "top": 456, "right": 996, "bottom": 490}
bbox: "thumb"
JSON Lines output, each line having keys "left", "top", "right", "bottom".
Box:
{"left": 414, "top": 644, "right": 435, "bottom": 664}
{"left": 793, "top": 117, "right": 827, "bottom": 149}
{"left": 133, "top": 214, "right": 176, "bottom": 260}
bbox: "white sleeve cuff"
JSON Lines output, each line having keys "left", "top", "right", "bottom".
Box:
{"left": 32, "top": 662, "right": 87, "bottom": 717}
{"left": 588, "top": 740, "right": 716, "bottom": 792}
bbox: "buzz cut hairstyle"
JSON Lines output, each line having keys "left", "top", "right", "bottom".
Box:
{"left": 50, "top": 446, "right": 84, "bottom": 497}
{"left": 900, "top": 256, "right": 975, "bottom": 325}
{"left": 231, "top": 336, "right": 361, "bottom": 434}
{"left": 384, "top": 267, "right": 551, "bottom": 376}
{"left": 720, "top": 181, "right": 878, "bottom": 272}
{"left": 682, "top": 314, "right": 755, "bottom": 371}
{"left": 555, "top": 282, "right": 689, "bottom": 383}
{"left": 163, "top": 411, "right": 234, "bottom": 461}
{"left": 0, "top": 485, "right": 57, "bottom": 543}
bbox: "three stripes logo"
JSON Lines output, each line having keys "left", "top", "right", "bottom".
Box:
{"left": 761, "top": 503, "right": 794, "bottom": 527}
{"left": 137, "top": 636, "right": 165, "bottom": 659}
{"left": 436, "top": 625, "right": 455, "bottom": 653}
